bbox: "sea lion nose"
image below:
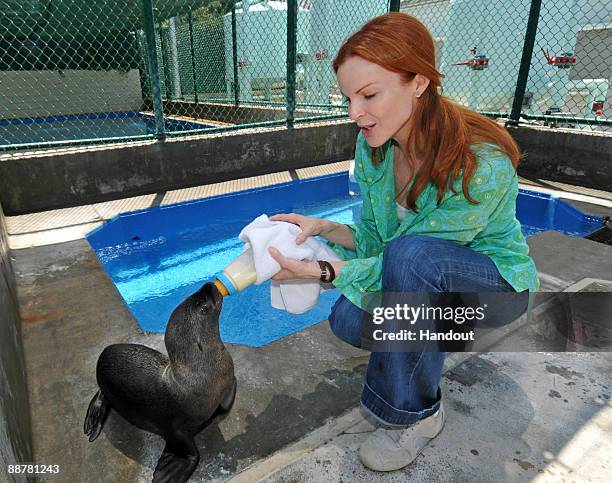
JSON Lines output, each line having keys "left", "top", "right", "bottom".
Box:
{"left": 198, "top": 282, "right": 214, "bottom": 294}
{"left": 199, "top": 282, "right": 222, "bottom": 305}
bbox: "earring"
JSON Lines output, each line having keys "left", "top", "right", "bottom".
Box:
{"left": 416, "top": 93, "right": 421, "bottom": 98}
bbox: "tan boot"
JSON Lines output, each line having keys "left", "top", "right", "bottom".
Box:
{"left": 359, "top": 402, "right": 446, "bottom": 472}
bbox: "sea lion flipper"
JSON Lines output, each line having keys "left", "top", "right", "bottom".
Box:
{"left": 218, "top": 376, "right": 237, "bottom": 414}
{"left": 83, "top": 390, "right": 110, "bottom": 442}
{"left": 152, "top": 436, "right": 199, "bottom": 483}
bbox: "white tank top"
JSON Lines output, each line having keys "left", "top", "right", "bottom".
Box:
{"left": 396, "top": 202, "right": 409, "bottom": 222}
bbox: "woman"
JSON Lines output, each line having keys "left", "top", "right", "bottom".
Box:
{"left": 268, "top": 13, "right": 539, "bottom": 472}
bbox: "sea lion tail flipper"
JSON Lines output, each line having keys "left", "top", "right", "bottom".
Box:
{"left": 152, "top": 436, "right": 199, "bottom": 483}
{"left": 83, "top": 390, "right": 111, "bottom": 442}
{"left": 218, "top": 376, "right": 237, "bottom": 414}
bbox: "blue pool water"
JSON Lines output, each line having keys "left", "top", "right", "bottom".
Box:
{"left": 0, "top": 112, "right": 215, "bottom": 146}
{"left": 87, "top": 173, "right": 603, "bottom": 346}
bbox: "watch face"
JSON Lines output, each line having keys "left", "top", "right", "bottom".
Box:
{"left": 320, "top": 265, "right": 329, "bottom": 282}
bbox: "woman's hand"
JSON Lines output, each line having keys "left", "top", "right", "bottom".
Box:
{"left": 270, "top": 213, "right": 355, "bottom": 250}
{"left": 268, "top": 246, "right": 320, "bottom": 281}
{"left": 269, "top": 213, "right": 330, "bottom": 245}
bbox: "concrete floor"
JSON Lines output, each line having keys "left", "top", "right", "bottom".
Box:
{"left": 15, "top": 237, "right": 370, "bottom": 482}
{"left": 8, "top": 170, "right": 612, "bottom": 482}
{"left": 255, "top": 351, "right": 612, "bottom": 483}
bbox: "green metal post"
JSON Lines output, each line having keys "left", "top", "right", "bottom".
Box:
{"left": 142, "top": 0, "right": 165, "bottom": 140}
{"left": 388, "top": 0, "right": 401, "bottom": 12}
{"left": 286, "top": 0, "right": 297, "bottom": 129}
{"left": 158, "top": 22, "right": 172, "bottom": 99}
{"left": 508, "top": 0, "right": 542, "bottom": 126}
{"left": 188, "top": 11, "right": 199, "bottom": 104}
{"left": 231, "top": 1, "right": 239, "bottom": 106}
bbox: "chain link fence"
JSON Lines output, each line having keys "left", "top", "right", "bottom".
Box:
{"left": 1, "top": 0, "right": 610, "bottom": 151}
{"left": 523, "top": 0, "right": 611, "bottom": 128}
{"left": 401, "top": 0, "right": 611, "bottom": 130}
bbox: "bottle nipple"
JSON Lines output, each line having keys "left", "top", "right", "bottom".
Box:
{"left": 213, "top": 279, "right": 229, "bottom": 297}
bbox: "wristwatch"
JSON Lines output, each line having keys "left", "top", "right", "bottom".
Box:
{"left": 318, "top": 260, "right": 336, "bottom": 283}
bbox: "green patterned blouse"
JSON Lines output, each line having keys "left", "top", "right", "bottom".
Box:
{"left": 329, "top": 132, "right": 540, "bottom": 309}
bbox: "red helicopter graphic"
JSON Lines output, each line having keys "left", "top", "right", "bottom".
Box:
{"left": 452, "top": 47, "right": 489, "bottom": 70}
{"left": 541, "top": 48, "right": 576, "bottom": 68}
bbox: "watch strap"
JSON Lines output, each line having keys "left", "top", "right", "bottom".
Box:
{"left": 317, "top": 260, "right": 336, "bottom": 283}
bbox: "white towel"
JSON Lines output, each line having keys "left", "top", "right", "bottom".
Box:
{"left": 238, "top": 214, "right": 341, "bottom": 314}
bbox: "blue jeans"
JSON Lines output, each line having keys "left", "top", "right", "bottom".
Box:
{"left": 328, "top": 235, "right": 522, "bottom": 427}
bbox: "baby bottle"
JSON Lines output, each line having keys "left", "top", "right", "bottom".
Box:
{"left": 213, "top": 247, "right": 257, "bottom": 296}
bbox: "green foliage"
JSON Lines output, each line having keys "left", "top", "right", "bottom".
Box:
{"left": 188, "top": 0, "right": 234, "bottom": 23}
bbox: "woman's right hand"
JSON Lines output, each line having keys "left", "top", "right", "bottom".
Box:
{"left": 269, "top": 213, "right": 330, "bottom": 245}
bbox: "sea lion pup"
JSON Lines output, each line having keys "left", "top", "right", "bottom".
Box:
{"left": 84, "top": 282, "right": 236, "bottom": 483}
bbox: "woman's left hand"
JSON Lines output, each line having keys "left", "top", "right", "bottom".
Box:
{"left": 268, "top": 246, "right": 320, "bottom": 281}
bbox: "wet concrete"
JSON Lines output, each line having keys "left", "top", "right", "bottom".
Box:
{"left": 12, "top": 222, "right": 612, "bottom": 482}
{"left": 246, "top": 230, "right": 612, "bottom": 482}
{"left": 14, "top": 239, "right": 368, "bottom": 482}
{"left": 260, "top": 351, "right": 612, "bottom": 482}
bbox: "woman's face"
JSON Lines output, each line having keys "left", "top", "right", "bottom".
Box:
{"left": 336, "top": 56, "right": 429, "bottom": 148}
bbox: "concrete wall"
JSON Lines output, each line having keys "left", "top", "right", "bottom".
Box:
{"left": 508, "top": 126, "right": 612, "bottom": 191}
{"left": 0, "top": 122, "right": 610, "bottom": 215}
{"left": 0, "top": 121, "right": 359, "bottom": 215}
{"left": 0, "top": 70, "right": 143, "bottom": 119}
{"left": 0, "top": 202, "right": 32, "bottom": 482}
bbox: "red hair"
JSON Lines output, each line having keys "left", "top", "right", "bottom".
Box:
{"left": 333, "top": 13, "right": 521, "bottom": 210}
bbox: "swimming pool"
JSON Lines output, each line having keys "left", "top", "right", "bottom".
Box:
{"left": 0, "top": 111, "right": 215, "bottom": 146}
{"left": 86, "top": 172, "right": 604, "bottom": 345}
